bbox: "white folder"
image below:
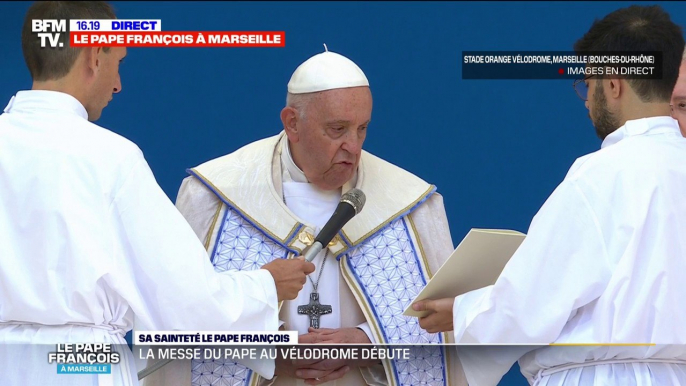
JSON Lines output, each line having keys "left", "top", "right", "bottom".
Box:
{"left": 403, "top": 228, "right": 526, "bottom": 318}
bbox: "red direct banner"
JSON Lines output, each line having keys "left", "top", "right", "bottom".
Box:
{"left": 70, "top": 31, "right": 285, "bottom": 47}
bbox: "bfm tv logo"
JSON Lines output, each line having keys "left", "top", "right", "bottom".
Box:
{"left": 32, "top": 19, "right": 66, "bottom": 48}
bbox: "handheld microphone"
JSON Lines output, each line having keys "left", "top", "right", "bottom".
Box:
{"left": 302, "top": 188, "right": 366, "bottom": 262}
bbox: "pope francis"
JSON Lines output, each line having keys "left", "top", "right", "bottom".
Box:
{"left": 143, "top": 48, "right": 466, "bottom": 386}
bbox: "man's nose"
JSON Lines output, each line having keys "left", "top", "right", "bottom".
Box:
{"left": 341, "top": 130, "right": 363, "bottom": 155}
{"left": 113, "top": 74, "right": 122, "bottom": 94}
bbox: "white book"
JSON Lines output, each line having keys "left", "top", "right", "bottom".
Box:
{"left": 403, "top": 228, "right": 526, "bottom": 318}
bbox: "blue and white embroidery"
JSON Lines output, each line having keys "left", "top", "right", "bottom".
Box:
{"left": 192, "top": 207, "right": 288, "bottom": 386}
{"left": 192, "top": 208, "right": 446, "bottom": 386}
{"left": 346, "top": 218, "right": 447, "bottom": 386}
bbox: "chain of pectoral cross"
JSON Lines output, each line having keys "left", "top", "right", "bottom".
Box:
{"left": 282, "top": 191, "right": 333, "bottom": 329}
{"left": 297, "top": 249, "right": 332, "bottom": 329}
{"left": 307, "top": 248, "right": 328, "bottom": 292}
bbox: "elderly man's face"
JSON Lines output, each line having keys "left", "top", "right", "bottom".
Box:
{"left": 671, "top": 61, "right": 686, "bottom": 136}
{"left": 292, "top": 87, "right": 372, "bottom": 191}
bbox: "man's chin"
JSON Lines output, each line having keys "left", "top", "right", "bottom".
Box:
{"left": 87, "top": 111, "right": 103, "bottom": 122}
{"left": 321, "top": 173, "right": 354, "bottom": 191}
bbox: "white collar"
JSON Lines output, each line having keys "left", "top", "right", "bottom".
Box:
{"left": 281, "top": 137, "right": 309, "bottom": 183}
{"left": 601, "top": 116, "right": 681, "bottom": 149}
{"left": 4, "top": 90, "right": 89, "bottom": 120}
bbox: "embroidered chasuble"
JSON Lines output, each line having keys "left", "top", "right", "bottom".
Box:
{"left": 142, "top": 132, "right": 466, "bottom": 386}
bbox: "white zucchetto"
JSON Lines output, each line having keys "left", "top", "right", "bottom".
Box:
{"left": 287, "top": 44, "right": 369, "bottom": 94}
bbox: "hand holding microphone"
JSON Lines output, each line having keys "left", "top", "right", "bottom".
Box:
{"left": 261, "top": 258, "right": 315, "bottom": 301}
{"left": 302, "top": 188, "right": 366, "bottom": 262}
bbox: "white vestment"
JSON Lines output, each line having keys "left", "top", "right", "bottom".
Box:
{"left": 451, "top": 117, "right": 686, "bottom": 385}
{"left": 0, "top": 91, "right": 279, "bottom": 386}
{"left": 143, "top": 133, "right": 466, "bottom": 386}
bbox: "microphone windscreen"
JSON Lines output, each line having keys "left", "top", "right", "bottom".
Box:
{"left": 341, "top": 188, "right": 366, "bottom": 214}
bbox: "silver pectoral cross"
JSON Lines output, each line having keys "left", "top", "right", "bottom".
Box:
{"left": 297, "top": 292, "right": 332, "bottom": 329}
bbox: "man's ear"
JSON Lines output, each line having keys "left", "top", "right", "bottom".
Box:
{"left": 83, "top": 47, "right": 102, "bottom": 75}
{"left": 607, "top": 76, "right": 622, "bottom": 99}
{"left": 281, "top": 107, "right": 300, "bottom": 143}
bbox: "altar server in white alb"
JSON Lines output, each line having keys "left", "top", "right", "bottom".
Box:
{"left": 671, "top": 51, "right": 686, "bottom": 136}
{"left": 0, "top": 2, "right": 314, "bottom": 386}
{"left": 143, "top": 47, "right": 466, "bottom": 386}
{"left": 412, "top": 5, "right": 686, "bottom": 386}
